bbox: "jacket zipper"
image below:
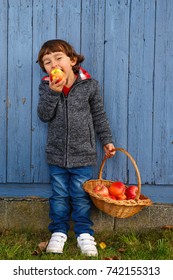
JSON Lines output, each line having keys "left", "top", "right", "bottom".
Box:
{"left": 63, "top": 78, "right": 90, "bottom": 166}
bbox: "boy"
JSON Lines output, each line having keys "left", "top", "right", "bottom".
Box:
{"left": 37, "top": 39, "right": 115, "bottom": 256}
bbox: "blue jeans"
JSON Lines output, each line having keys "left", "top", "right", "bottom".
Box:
{"left": 48, "top": 165, "right": 94, "bottom": 237}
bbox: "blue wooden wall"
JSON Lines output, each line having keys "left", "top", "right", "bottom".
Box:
{"left": 0, "top": 0, "right": 173, "bottom": 203}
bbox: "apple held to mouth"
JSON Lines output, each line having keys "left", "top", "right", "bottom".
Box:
{"left": 125, "top": 185, "right": 138, "bottom": 199}
{"left": 93, "top": 183, "right": 109, "bottom": 197}
{"left": 50, "top": 68, "right": 64, "bottom": 83}
{"left": 108, "top": 181, "right": 126, "bottom": 198}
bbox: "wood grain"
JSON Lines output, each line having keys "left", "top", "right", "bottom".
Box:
{"left": 0, "top": 0, "right": 172, "bottom": 201}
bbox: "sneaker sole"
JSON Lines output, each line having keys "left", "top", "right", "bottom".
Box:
{"left": 85, "top": 252, "right": 98, "bottom": 257}
{"left": 77, "top": 244, "right": 98, "bottom": 256}
{"left": 46, "top": 248, "right": 63, "bottom": 254}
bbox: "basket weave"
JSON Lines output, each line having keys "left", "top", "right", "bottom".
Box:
{"left": 83, "top": 147, "right": 152, "bottom": 218}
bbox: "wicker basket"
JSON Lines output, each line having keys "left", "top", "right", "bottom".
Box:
{"left": 83, "top": 147, "right": 152, "bottom": 218}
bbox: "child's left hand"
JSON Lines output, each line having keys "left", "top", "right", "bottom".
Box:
{"left": 104, "top": 143, "right": 116, "bottom": 158}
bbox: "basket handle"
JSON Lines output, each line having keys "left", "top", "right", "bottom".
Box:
{"left": 98, "top": 147, "right": 141, "bottom": 199}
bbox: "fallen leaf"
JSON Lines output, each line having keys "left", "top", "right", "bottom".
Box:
{"left": 32, "top": 250, "right": 39, "bottom": 256}
{"left": 112, "top": 255, "right": 121, "bottom": 260}
{"left": 161, "top": 225, "right": 173, "bottom": 229}
{"left": 118, "top": 247, "right": 126, "bottom": 253}
{"left": 99, "top": 242, "right": 107, "bottom": 249}
{"left": 104, "top": 255, "right": 121, "bottom": 260}
{"left": 32, "top": 241, "right": 48, "bottom": 255}
{"left": 38, "top": 241, "right": 48, "bottom": 251}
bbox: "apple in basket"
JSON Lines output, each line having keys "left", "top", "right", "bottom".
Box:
{"left": 93, "top": 183, "right": 109, "bottom": 197}
{"left": 108, "top": 181, "right": 126, "bottom": 198}
{"left": 109, "top": 195, "right": 117, "bottom": 200}
{"left": 125, "top": 185, "right": 138, "bottom": 200}
{"left": 116, "top": 193, "right": 127, "bottom": 200}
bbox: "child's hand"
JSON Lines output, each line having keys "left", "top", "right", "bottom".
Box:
{"left": 104, "top": 143, "right": 116, "bottom": 158}
{"left": 49, "top": 77, "right": 66, "bottom": 92}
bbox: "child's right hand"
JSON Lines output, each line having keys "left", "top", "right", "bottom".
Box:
{"left": 49, "top": 77, "right": 66, "bottom": 92}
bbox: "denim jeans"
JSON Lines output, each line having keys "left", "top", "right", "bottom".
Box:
{"left": 48, "top": 165, "right": 94, "bottom": 237}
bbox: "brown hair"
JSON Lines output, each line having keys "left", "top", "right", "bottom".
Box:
{"left": 37, "top": 39, "right": 85, "bottom": 73}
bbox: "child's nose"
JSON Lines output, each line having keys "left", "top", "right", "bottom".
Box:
{"left": 52, "top": 64, "right": 58, "bottom": 69}
{"left": 52, "top": 61, "right": 58, "bottom": 69}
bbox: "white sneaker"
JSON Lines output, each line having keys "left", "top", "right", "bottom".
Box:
{"left": 77, "top": 233, "right": 98, "bottom": 256}
{"left": 46, "top": 232, "right": 67, "bottom": 253}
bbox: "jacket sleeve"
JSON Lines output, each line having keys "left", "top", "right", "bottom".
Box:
{"left": 89, "top": 80, "right": 114, "bottom": 146}
{"left": 37, "top": 81, "right": 61, "bottom": 122}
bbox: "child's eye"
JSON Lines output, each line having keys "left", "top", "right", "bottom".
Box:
{"left": 44, "top": 61, "right": 50, "bottom": 65}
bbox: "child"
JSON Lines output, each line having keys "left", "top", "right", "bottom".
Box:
{"left": 37, "top": 39, "right": 115, "bottom": 256}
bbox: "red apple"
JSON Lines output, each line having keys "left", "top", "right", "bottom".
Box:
{"left": 125, "top": 186, "right": 138, "bottom": 200}
{"left": 50, "top": 68, "right": 64, "bottom": 83}
{"left": 109, "top": 195, "right": 117, "bottom": 200}
{"left": 108, "top": 181, "right": 126, "bottom": 198}
{"left": 117, "top": 193, "right": 127, "bottom": 200}
{"left": 93, "top": 184, "right": 109, "bottom": 197}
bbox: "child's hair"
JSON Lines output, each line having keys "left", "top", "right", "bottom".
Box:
{"left": 37, "top": 39, "right": 85, "bottom": 73}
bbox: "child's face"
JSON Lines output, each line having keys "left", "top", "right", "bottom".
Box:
{"left": 42, "top": 51, "right": 76, "bottom": 78}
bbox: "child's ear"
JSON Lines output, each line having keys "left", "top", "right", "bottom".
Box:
{"left": 71, "top": 57, "right": 77, "bottom": 66}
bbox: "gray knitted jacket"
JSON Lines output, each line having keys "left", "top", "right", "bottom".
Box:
{"left": 37, "top": 72, "right": 113, "bottom": 168}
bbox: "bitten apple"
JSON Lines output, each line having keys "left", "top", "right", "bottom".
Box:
{"left": 93, "top": 184, "right": 109, "bottom": 197}
{"left": 125, "top": 186, "right": 138, "bottom": 199}
{"left": 50, "top": 68, "right": 64, "bottom": 83}
{"left": 108, "top": 181, "right": 126, "bottom": 198}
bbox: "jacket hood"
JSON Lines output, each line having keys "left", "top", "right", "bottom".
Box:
{"left": 78, "top": 67, "right": 91, "bottom": 80}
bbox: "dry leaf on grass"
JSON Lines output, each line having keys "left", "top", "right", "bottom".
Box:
{"left": 32, "top": 241, "right": 48, "bottom": 255}
{"left": 104, "top": 255, "right": 121, "bottom": 260}
{"left": 118, "top": 247, "right": 126, "bottom": 253}
{"left": 161, "top": 225, "right": 173, "bottom": 229}
{"left": 99, "top": 242, "right": 107, "bottom": 249}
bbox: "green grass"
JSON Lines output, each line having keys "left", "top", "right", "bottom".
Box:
{"left": 0, "top": 228, "right": 172, "bottom": 260}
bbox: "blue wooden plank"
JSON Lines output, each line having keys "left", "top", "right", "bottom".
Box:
{"left": 141, "top": 185, "right": 173, "bottom": 204}
{"left": 153, "top": 0, "right": 173, "bottom": 184}
{"left": 7, "top": 0, "right": 32, "bottom": 182}
{"left": 0, "top": 183, "right": 172, "bottom": 204}
{"left": 56, "top": 0, "right": 81, "bottom": 51}
{"left": 81, "top": 0, "right": 105, "bottom": 177}
{"left": 128, "top": 0, "right": 155, "bottom": 185}
{"left": 0, "top": 184, "right": 52, "bottom": 198}
{"left": 32, "top": 0, "right": 57, "bottom": 183}
{"left": 81, "top": 0, "right": 104, "bottom": 77}
{"left": 0, "top": 0, "right": 8, "bottom": 183}
{"left": 104, "top": 0, "right": 130, "bottom": 181}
